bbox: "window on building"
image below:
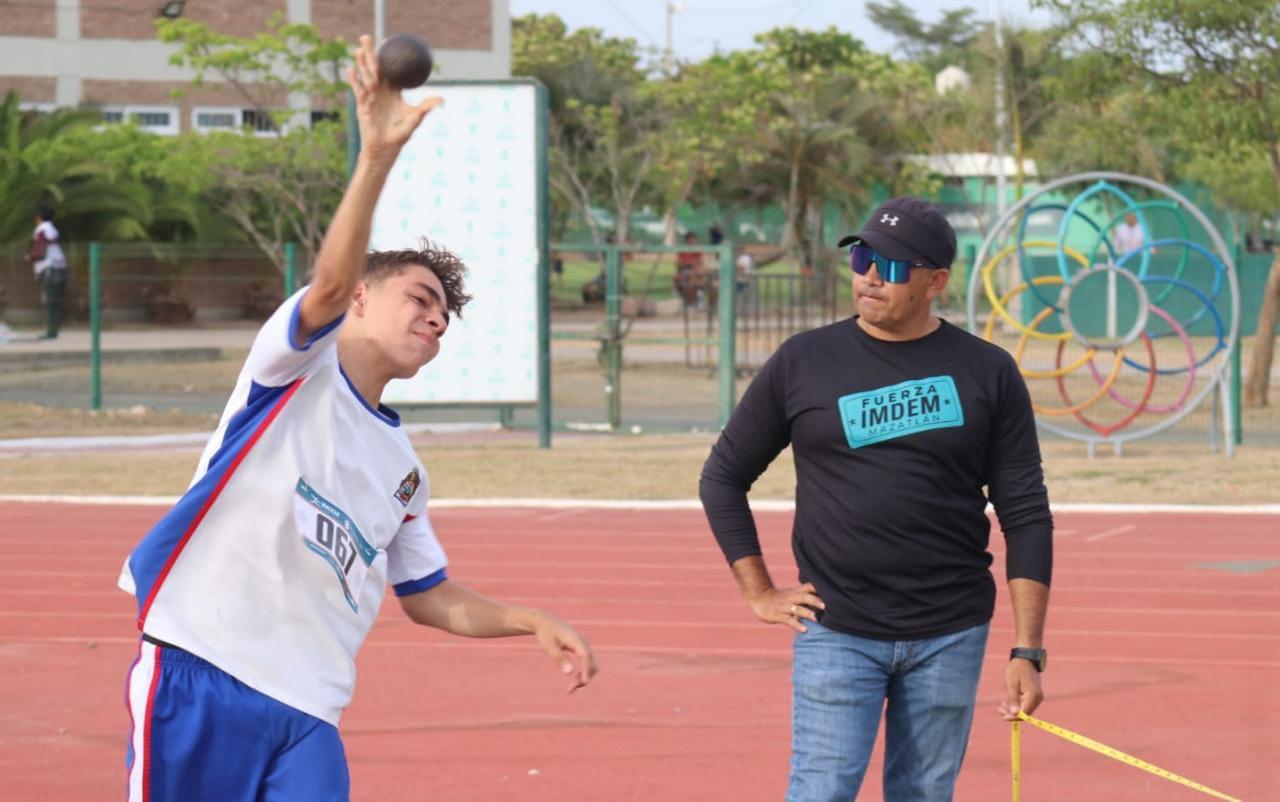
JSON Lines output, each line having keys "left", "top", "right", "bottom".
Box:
{"left": 310, "top": 110, "right": 340, "bottom": 126}
{"left": 193, "top": 107, "right": 239, "bottom": 132}
{"left": 194, "top": 107, "right": 313, "bottom": 136}
{"left": 134, "top": 111, "right": 171, "bottom": 128}
{"left": 241, "top": 108, "right": 279, "bottom": 136}
{"left": 18, "top": 102, "right": 56, "bottom": 116}
{"left": 101, "top": 106, "right": 179, "bottom": 136}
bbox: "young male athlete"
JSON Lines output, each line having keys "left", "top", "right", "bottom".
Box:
{"left": 118, "top": 35, "right": 597, "bottom": 802}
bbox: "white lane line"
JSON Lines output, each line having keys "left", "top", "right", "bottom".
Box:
{"left": 1086, "top": 524, "right": 1137, "bottom": 542}
{"left": 4, "top": 495, "right": 1280, "bottom": 514}
{"left": 536, "top": 508, "right": 590, "bottom": 522}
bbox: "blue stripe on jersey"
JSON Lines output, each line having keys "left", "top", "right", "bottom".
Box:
{"left": 207, "top": 381, "right": 292, "bottom": 471}
{"left": 393, "top": 567, "right": 448, "bottom": 597}
{"left": 287, "top": 295, "right": 345, "bottom": 351}
{"left": 338, "top": 363, "right": 401, "bottom": 427}
{"left": 128, "top": 380, "right": 300, "bottom": 620}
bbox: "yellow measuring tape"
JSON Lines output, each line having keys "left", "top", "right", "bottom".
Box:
{"left": 1011, "top": 711, "right": 1243, "bottom": 801}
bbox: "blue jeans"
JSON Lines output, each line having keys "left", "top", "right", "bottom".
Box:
{"left": 787, "top": 620, "right": 990, "bottom": 802}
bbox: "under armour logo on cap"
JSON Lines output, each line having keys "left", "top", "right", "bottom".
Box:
{"left": 835, "top": 197, "right": 958, "bottom": 268}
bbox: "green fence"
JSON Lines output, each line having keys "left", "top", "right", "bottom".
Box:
{"left": 543, "top": 242, "right": 736, "bottom": 432}
{"left": 2, "top": 240, "right": 1275, "bottom": 446}
{"left": 0, "top": 242, "right": 293, "bottom": 414}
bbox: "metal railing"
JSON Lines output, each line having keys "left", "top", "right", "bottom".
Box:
{"left": 735, "top": 272, "right": 839, "bottom": 373}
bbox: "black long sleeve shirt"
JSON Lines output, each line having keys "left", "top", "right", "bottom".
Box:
{"left": 700, "top": 317, "right": 1053, "bottom": 640}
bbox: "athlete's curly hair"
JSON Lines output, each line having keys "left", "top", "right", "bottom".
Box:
{"left": 363, "top": 240, "right": 473, "bottom": 318}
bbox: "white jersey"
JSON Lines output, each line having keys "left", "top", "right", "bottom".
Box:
{"left": 32, "top": 220, "right": 66, "bottom": 272}
{"left": 1113, "top": 221, "right": 1145, "bottom": 256}
{"left": 118, "top": 288, "right": 448, "bottom": 725}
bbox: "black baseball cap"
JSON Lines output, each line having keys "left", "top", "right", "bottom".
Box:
{"left": 836, "top": 197, "right": 957, "bottom": 268}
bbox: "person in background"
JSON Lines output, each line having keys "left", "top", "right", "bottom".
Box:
{"left": 25, "top": 204, "right": 68, "bottom": 339}
{"left": 675, "top": 232, "right": 705, "bottom": 308}
{"left": 1113, "top": 212, "right": 1148, "bottom": 257}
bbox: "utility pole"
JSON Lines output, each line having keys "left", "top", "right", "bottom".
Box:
{"left": 993, "top": 0, "right": 1007, "bottom": 221}
{"left": 665, "top": 1, "right": 683, "bottom": 76}
{"left": 375, "top": 0, "right": 386, "bottom": 43}
{"left": 992, "top": 0, "right": 1019, "bottom": 326}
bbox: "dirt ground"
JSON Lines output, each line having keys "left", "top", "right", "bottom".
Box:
{"left": 0, "top": 401, "right": 218, "bottom": 439}
{"left": 0, "top": 408, "right": 1275, "bottom": 504}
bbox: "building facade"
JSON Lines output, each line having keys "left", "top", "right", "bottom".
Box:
{"left": 0, "top": 0, "right": 510, "bottom": 133}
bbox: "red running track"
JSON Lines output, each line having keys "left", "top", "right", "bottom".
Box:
{"left": 0, "top": 502, "right": 1276, "bottom": 801}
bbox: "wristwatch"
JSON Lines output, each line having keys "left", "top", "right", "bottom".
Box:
{"left": 1010, "top": 647, "right": 1047, "bottom": 672}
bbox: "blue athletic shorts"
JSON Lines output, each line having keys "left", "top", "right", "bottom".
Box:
{"left": 124, "top": 637, "right": 350, "bottom": 802}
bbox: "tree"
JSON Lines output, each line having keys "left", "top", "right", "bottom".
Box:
{"left": 156, "top": 13, "right": 349, "bottom": 127}
{"left": 0, "top": 93, "right": 202, "bottom": 246}
{"left": 1044, "top": 0, "right": 1280, "bottom": 404}
{"left": 867, "top": 0, "right": 982, "bottom": 74}
{"left": 645, "top": 56, "right": 757, "bottom": 245}
{"left": 1030, "top": 43, "right": 1172, "bottom": 181}
{"left": 870, "top": 5, "right": 1079, "bottom": 207}
{"left": 710, "top": 28, "right": 916, "bottom": 274}
{"left": 512, "top": 13, "right": 658, "bottom": 243}
{"left": 155, "top": 14, "right": 351, "bottom": 272}
{"left": 0, "top": 95, "right": 95, "bottom": 243}
{"left": 162, "top": 124, "right": 346, "bottom": 269}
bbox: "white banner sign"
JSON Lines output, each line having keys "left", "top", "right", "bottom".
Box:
{"left": 371, "top": 82, "right": 541, "bottom": 404}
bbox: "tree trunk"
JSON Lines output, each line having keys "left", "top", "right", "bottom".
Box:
{"left": 1244, "top": 141, "right": 1280, "bottom": 406}
{"left": 662, "top": 179, "right": 695, "bottom": 245}
{"left": 663, "top": 207, "right": 678, "bottom": 246}
{"left": 808, "top": 202, "right": 826, "bottom": 276}
{"left": 615, "top": 202, "right": 631, "bottom": 244}
{"left": 1244, "top": 247, "right": 1280, "bottom": 406}
{"left": 780, "top": 155, "right": 802, "bottom": 256}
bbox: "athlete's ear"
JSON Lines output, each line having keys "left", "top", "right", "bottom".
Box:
{"left": 350, "top": 282, "right": 369, "bottom": 316}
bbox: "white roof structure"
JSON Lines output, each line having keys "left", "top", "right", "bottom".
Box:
{"left": 908, "top": 152, "right": 1039, "bottom": 179}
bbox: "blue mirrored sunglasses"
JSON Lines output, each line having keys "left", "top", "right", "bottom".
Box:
{"left": 849, "top": 244, "right": 930, "bottom": 284}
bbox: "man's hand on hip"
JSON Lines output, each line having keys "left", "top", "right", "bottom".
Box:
{"left": 747, "top": 583, "right": 825, "bottom": 633}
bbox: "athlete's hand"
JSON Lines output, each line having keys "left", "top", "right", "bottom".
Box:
{"left": 347, "top": 34, "right": 442, "bottom": 161}
{"left": 747, "top": 583, "right": 825, "bottom": 633}
{"left": 1000, "top": 659, "right": 1044, "bottom": 720}
{"left": 532, "top": 611, "right": 598, "bottom": 693}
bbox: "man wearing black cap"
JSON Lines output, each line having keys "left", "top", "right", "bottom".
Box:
{"left": 700, "top": 197, "right": 1052, "bottom": 801}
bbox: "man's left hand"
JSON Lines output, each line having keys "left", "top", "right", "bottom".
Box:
{"left": 999, "top": 658, "right": 1044, "bottom": 720}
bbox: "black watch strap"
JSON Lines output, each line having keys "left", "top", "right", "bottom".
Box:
{"left": 1010, "top": 647, "right": 1047, "bottom": 672}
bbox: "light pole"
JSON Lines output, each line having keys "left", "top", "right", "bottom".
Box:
{"left": 665, "top": 1, "right": 683, "bottom": 76}
{"left": 993, "top": 0, "right": 1007, "bottom": 220}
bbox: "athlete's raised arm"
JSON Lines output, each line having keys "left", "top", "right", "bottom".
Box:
{"left": 297, "top": 34, "right": 442, "bottom": 342}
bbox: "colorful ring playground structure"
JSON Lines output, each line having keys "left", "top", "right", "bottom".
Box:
{"left": 965, "top": 173, "right": 1241, "bottom": 454}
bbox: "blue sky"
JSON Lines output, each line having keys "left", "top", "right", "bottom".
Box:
{"left": 509, "top": 0, "right": 1052, "bottom": 62}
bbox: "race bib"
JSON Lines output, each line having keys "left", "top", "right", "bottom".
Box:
{"left": 293, "top": 478, "right": 378, "bottom": 612}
